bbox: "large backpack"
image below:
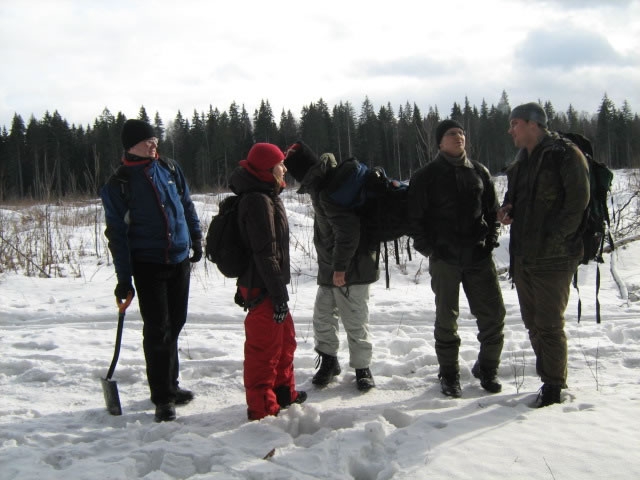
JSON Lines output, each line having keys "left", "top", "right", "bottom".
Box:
{"left": 552, "top": 132, "right": 614, "bottom": 264}
{"left": 323, "top": 157, "right": 413, "bottom": 287}
{"left": 554, "top": 132, "right": 614, "bottom": 323}
{"left": 205, "top": 194, "right": 251, "bottom": 278}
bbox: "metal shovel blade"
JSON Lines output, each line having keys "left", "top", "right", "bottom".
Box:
{"left": 102, "top": 293, "right": 132, "bottom": 416}
{"left": 102, "top": 377, "right": 122, "bottom": 416}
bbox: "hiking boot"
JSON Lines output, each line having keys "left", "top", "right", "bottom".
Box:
{"left": 274, "top": 386, "right": 308, "bottom": 408}
{"left": 312, "top": 351, "right": 341, "bottom": 386}
{"left": 154, "top": 402, "right": 176, "bottom": 422}
{"left": 439, "top": 373, "right": 462, "bottom": 398}
{"left": 175, "top": 388, "right": 194, "bottom": 406}
{"left": 535, "top": 384, "right": 562, "bottom": 408}
{"left": 293, "top": 391, "right": 307, "bottom": 405}
{"left": 472, "top": 363, "right": 502, "bottom": 393}
{"left": 355, "top": 368, "right": 376, "bottom": 391}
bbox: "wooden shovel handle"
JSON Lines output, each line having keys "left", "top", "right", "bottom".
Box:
{"left": 117, "top": 292, "right": 133, "bottom": 314}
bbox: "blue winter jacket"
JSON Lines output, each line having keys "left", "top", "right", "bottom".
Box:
{"left": 100, "top": 156, "right": 202, "bottom": 283}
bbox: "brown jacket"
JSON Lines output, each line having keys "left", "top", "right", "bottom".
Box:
{"left": 229, "top": 167, "right": 290, "bottom": 305}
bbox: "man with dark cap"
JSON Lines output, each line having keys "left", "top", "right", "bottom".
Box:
{"left": 408, "top": 119, "right": 505, "bottom": 398}
{"left": 499, "top": 102, "right": 589, "bottom": 407}
{"left": 284, "top": 143, "right": 378, "bottom": 392}
{"left": 100, "top": 118, "right": 203, "bottom": 422}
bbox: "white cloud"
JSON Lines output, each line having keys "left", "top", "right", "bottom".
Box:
{"left": 1, "top": 0, "right": 639, "bottom": 129}
{"left": 515, "top": 27, "right": 633, "bottom": 67}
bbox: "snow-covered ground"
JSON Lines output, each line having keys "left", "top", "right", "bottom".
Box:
{"left": 1, "top": 172, "right": 639, "bottom": 479}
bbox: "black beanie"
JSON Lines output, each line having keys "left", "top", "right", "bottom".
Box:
{"left": 284, "top": 141, "right": 320, "bottom": 182}
{"left": 435, "top": 119, "right": 464, "bottom": 146}
{"left": 509, "top": 102, "right": 548, "bottom": 128}
{"left": 121, "top": 119, "right": 155, "bottom": 150}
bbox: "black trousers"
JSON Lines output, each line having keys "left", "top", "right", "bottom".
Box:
{"left": 133, "top": 259, "right": 191, "bottom": 405}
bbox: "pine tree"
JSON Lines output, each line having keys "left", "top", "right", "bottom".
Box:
{"left": 331, "top": 101, "right": 356, "bottom": 162}
{"left": 7, "top": 114, "right": 26, "bottom": 198}
{"left": 597, "top": 93, "right": 616, "bottom": 166}
{"left": 253, "top": 100, "right": 278, "bottom": 143}
{"left": 356, "top": 96, "right": 381, "bottom": 167}
{"left": 138, "top": 106, "right": 150, "bottom": 124}
{"left": 278, "top": 109, "right": 299, "bottom": 151}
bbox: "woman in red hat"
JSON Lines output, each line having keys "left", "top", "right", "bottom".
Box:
{"left": 228, "top": 142, "right": 306, "bottom": 420}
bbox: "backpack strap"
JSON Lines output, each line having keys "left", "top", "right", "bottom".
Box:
{"left": 106, "top": 165, "right": 131, "bottom": 205}
{"left": 158, "top": 157, "right": 185, "bottom": 196}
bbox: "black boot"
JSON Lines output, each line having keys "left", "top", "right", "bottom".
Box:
{"left": 439, "top": 373, "right": 462, "bottom": 398}
{"left": 535, "top": 384, "right": 562, "bottom": 408}
{"left": 312, "top": 351, "right": 341, "bottom": 386}
{"left": 274, "top": 385, "right": 308, "bottom": 408}
{"left": 175, "top": 388, "right": 195, "bottom": 406}
{"left": 355, "top": 368, "right": 375, "bottom": 391}
{"left": 154, "top": 402, "right": 176, "bottom": 422}
{"left": 472, "top": 362, "right": 502, "bottom": 393}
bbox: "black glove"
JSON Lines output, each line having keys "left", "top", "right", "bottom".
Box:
{"left": 484, "top": 237, "right": 500, "bottom": 252}
{"left": 189, "top": 241, "right": 203, "bottom": 263}
{"left": 114, "top": 282, "right": 135, "bottom": 301}
{"left": 273, "top": 302, "right": 289, "bottom": 324}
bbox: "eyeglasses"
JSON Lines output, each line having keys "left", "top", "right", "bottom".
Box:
{"left": 445, "top": 130, "right": 465, "bottom": 137}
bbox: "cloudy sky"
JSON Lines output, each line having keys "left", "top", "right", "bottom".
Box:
{"left": 1, "top": 0, "right": 639, "bottom": 130}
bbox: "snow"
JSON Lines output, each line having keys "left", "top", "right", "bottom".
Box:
{"left": 1, "top": 172, "right": 640, "bottom": 479}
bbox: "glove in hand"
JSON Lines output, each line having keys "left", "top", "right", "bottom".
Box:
{"left": 484, "top": 237, "right": 500, "bottom": 251}
{"left": 114, "top": 282, "right": 135, "bottom": 301}
{"left": 190, "top": 241, "right": 203, "bottom": 263}
{"left": 273, "top": 302, "right": 289, "bottom": 324}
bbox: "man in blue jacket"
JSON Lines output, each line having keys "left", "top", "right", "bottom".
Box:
{"left": 101, "top": 119, "right": 202, "bottom": 422}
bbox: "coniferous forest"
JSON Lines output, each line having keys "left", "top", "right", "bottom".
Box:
{"left": 0, "top": 91, "right": 638, "bottom": 202}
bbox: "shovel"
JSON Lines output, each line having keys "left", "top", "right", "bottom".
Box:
{"left": 102, "top": 293, "right": 133, "bottom": 415}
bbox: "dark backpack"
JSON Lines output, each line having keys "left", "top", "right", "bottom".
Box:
{"left": 555, "top": 132, "right": 614, "bottom": 265}
{"left": 324, "top": 157, "right": 413, "bottom": 287}
{"left": 554, "top": 132, "right": 614, "bottom": 323}
{"left": 325, "top": 157, "right": 412, "bottom": 243}
{"left": 205, "top": 195, "right": 250, "bottom": 278}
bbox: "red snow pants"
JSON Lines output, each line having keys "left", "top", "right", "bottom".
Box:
{"left": 240, "top": 287, "right": 298, "bottom": 421}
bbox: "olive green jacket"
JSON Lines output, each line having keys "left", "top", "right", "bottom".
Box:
{"left": 504, "top": 132, "right": 590, "bottom": 265}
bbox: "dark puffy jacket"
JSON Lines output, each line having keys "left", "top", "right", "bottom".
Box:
{"left": 503, "top": 132, "right": 590, "bottom": 263}
{"left": 101, "top": 156, "right": 202, "bottom": 283}
{"left": 408, "top": 152, "right": 499, "bottom": 266}
{"left": 296, "top": 155, "right": 379, "bottom": 287}
{"left": 229, "top": 167, "right": 290, "bottom": 305}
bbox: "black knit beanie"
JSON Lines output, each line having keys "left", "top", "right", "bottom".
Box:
{"left": 509, "top": 102, "right": 548, "bottom": 128}
{"left": 435, "top": 119, "right": 464, "bottom": 146}
{"left": 284, "top": 141, "right": 320, "bottom": 182}
{"left": 121, "top": 119, "right": 155, "bottom": 150}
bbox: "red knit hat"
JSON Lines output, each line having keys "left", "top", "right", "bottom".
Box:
{"left": 239, "top": 143, "right": 285, "bottom": 183}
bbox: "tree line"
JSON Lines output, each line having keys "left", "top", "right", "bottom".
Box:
{"left": 0, "top": 91, "right": 638, "bottom": 202}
